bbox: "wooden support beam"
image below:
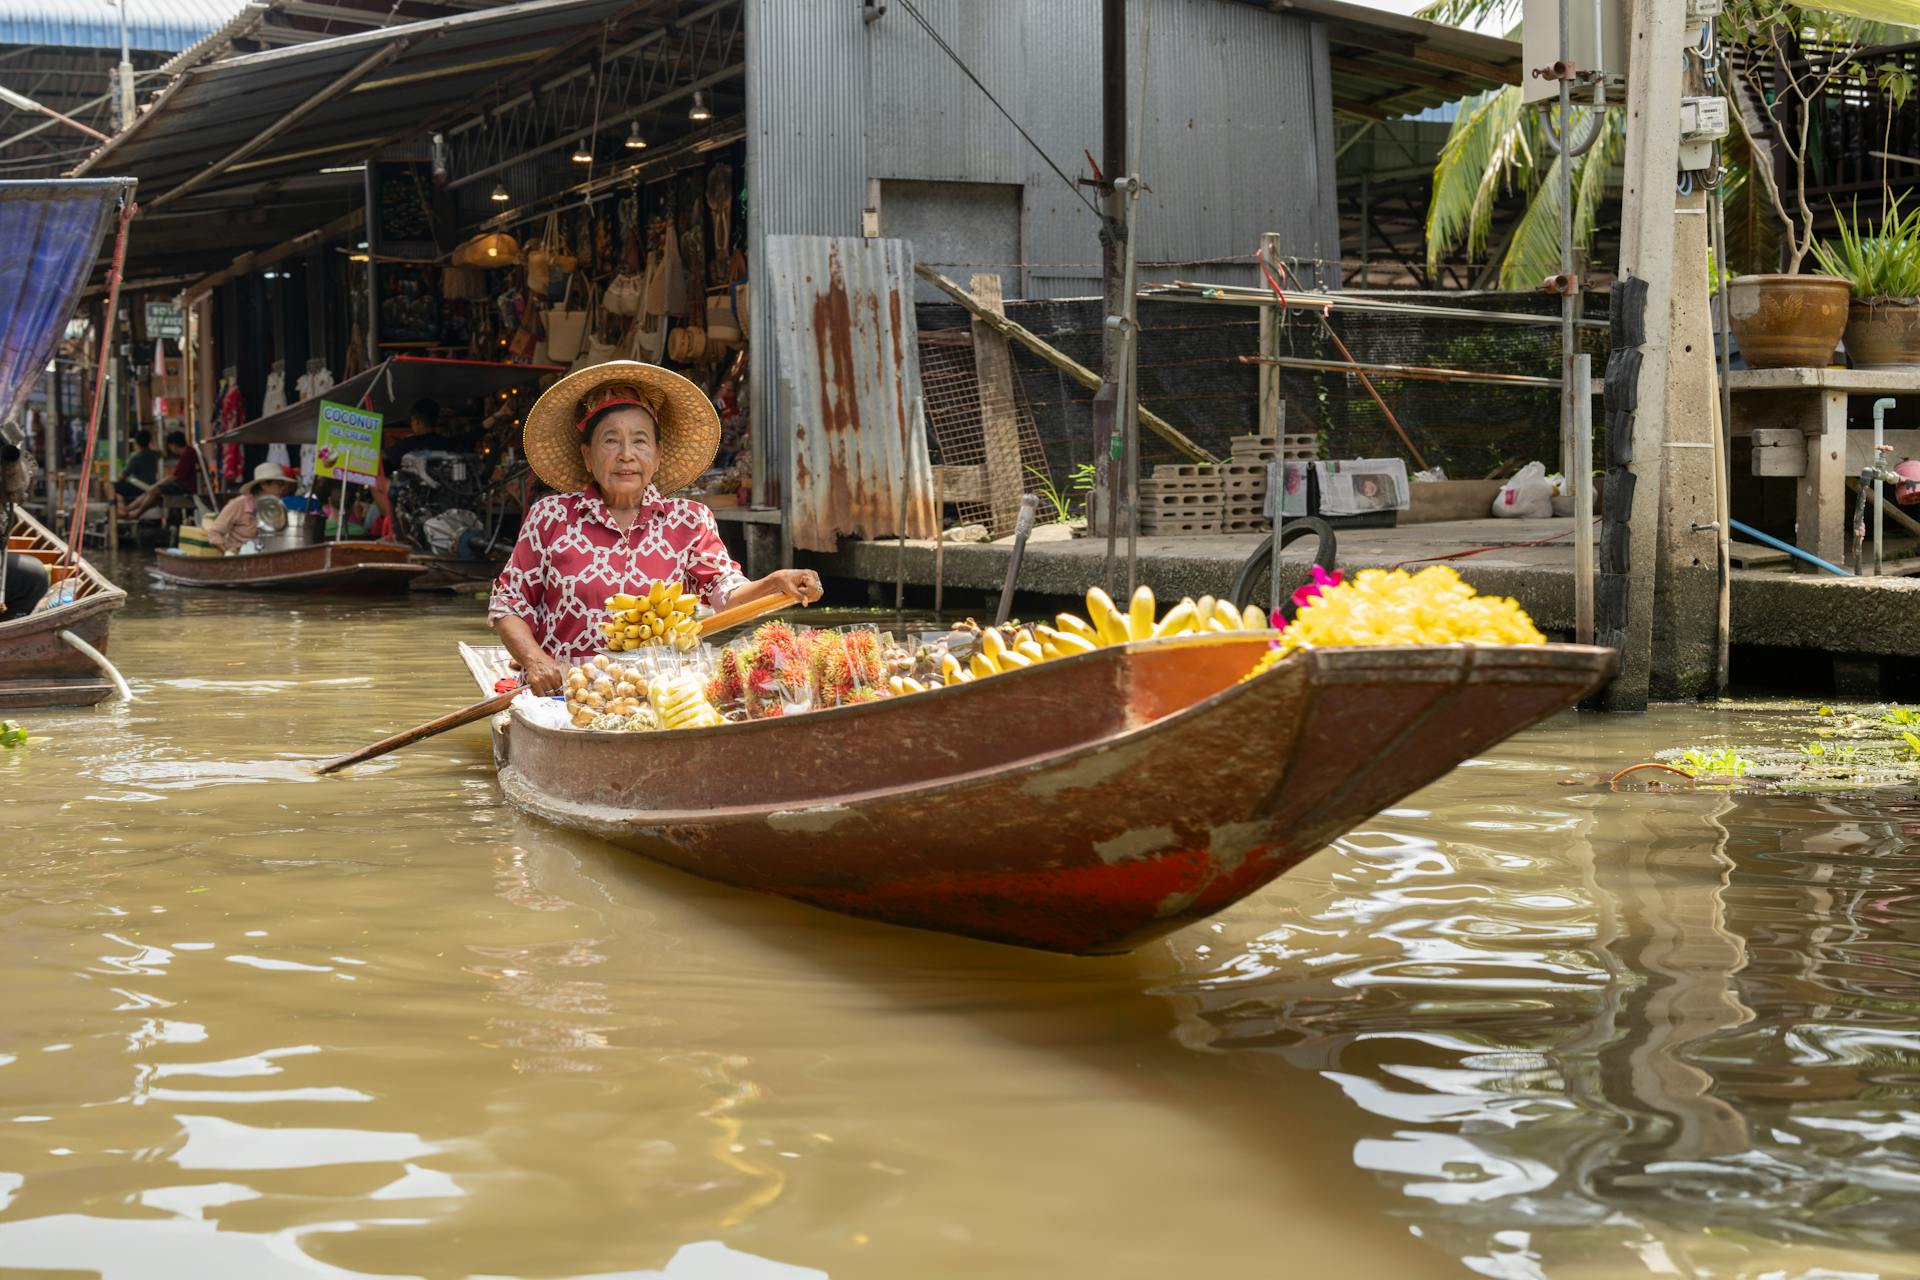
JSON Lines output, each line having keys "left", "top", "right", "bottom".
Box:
{"left": 150, "top": 39, "right": 409, "bottom": 210}
{"left": 1257, "top": 232, "right": 1284, "bottom": 441}
{"left": 968, "top": 273, "right": 1026, "bottom": 538}
{"left": 178, "top": 206, "right": 365, "bottom": 304}
{"left": 914, "top": 264, "right": 1218, "bottom": 464}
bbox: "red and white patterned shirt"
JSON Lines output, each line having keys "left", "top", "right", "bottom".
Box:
{"left": 488, "top": 484, "right": 749, "bottom": 664}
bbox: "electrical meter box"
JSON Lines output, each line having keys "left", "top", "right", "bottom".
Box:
{"left": 1678, "top": 95, "right": 1729, "bottom": 170}
{"left": 1521, "top": 0, "right": 1629, "bottom": 105}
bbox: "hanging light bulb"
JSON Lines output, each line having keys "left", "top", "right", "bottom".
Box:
{"left": 625, "top": 120, "right": 647, "bottom": 150}
{"left": 688, "top": 90, "right": 711, "bottom": 122}
{"left": 490, "top": 182, "right": 510, "bottom": 203}
{"left": 571, "top": 137, "right": 593, "bottom": 163}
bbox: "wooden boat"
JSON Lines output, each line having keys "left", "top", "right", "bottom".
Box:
{"left": 149, "top": 540, "right": 426, "bottom": 591}
{"left": 408, "top": 552, "right": 505, "bottom": 593}
{"left": 2, "top": 508, "right": 127, "bottom": 709}
{"left": 462, "top": 634, "right": 1615, "bottom": 955}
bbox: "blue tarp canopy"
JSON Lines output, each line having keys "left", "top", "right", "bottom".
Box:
{"left": 0, "top": 178, "right": 134, "bottom": 431}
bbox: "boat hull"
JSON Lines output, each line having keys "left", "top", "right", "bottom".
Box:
{"left": 492, "top": 638, "right": 1615, "bottom": 954}
{"left": 2, "top": 512, "right": 127, "bottom": 710}
{"left": 149, "top": 541, "right": 426, "bottom": 591}
{"left": 408, "top": 553, "right": 504, "bottom": 593}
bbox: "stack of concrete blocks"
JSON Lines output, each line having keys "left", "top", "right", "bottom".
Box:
{"left": 1137, "top": 433, "right": 1316, "bottom": 536}
{"left": 1136, "top": 464, "right": 1222, "bottom": 535}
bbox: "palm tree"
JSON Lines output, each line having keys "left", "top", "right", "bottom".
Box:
{"left": 1418, "top": 0, "right": 1624, "bottom": 289}
{"left": 1421, "top": 0, "right": 1914, "bottom": 285}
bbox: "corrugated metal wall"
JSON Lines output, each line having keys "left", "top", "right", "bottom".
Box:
{"left": 745, "top": 0, "right": 869, "bottom": 520}
{"left": 1013, "top": 0, "right": 1339, "bottom": 297}
{"left": 746, "top": 0, "right": 1342, "bottom": 517}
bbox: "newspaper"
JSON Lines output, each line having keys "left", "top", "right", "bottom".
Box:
{"left": 1313, "top": 459, "right": 1409, "bottom": 516}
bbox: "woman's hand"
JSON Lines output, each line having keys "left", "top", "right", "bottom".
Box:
{"left": 519, "top": 651, "right": 569, "bottom": 695}
{"left": 759, "top": 568, "right": 823, "bottom": 606}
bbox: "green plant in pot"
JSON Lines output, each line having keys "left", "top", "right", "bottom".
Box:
{"left": 1812, "top": 197, "right": 1920, "bottom": 368}
{"left": 1717, "top": 0, "right": 1878, "bottom": 368}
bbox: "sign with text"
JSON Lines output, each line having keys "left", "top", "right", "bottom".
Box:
{"left": 144, "top": 301, "right": 184, "bottom": 339}
{"left": 314, "top": 400, "right": 383, "bottom": 486}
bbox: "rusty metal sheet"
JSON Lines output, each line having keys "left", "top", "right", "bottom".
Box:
{"left": 765, "top": 235, "right": 938, "bottom": 554}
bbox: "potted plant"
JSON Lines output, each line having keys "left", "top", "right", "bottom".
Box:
{"left": 1718, "top": 1, "right": 1875, "bottom": 367}
{"left": 1812, "top": 197, "right": 1920, "bottom": 368}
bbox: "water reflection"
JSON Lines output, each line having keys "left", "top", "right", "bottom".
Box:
{"left": 1166, "top": 733, "right": 1920, "bottom": 1275}
{"left": 7, "top": 562, "right": 1920, "bottom": 1275}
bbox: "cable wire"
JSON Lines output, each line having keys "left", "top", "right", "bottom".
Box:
{"left": 893, "top": 0, "right": 1101, "bottom": 219}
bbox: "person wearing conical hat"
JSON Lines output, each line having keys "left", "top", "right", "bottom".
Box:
{"left": 489, "top": 362, "right": 822, "bottom": 694}
{"left": 204, "top": 462, "right": 297, "bottom": 553}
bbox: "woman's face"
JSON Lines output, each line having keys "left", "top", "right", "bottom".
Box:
{"left": 261, "top": 480, "right": 294, "bottom": 498}
{"left": 581, "top": 407, "right": 658, "bottom": 504}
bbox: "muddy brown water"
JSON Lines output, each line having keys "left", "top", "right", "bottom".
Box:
{"left": 3, "top": 557, "right": 1919, "bottom": 1278}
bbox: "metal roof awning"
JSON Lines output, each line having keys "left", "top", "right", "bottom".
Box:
{"left": 0, "top": 0, "right": 248, "bottom": 51}
{"left": 1234, "top": 0, "right": 1523, "bottom": 118}
{"left": 206, "top": 355, "right": 562, "bottom": 444}
{"left": 74, "top": 0, "right": 640, "bottom": 277}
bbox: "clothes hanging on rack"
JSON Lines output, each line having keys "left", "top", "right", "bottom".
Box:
{"left": 261, "top": 366, "right": 291, "bottom": 469}
{"left": 293, "top": 366, "right": 334, "bottom": 483}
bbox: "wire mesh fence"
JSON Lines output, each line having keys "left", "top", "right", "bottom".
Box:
{"left": 919, "top": 326, "right": 1057, "bottom": 536}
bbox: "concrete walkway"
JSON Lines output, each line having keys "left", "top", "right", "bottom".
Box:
{"left": 815, "top": 517, "right": 1920, "bottom": 664}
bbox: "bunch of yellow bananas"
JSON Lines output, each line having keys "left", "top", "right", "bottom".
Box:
{"left": 935, "top": 585, "right": 1270, "bottom": 686}
{"left": 601, "top": 582, "right": 700, "bottom": 653}
{"left": 647, "top": 672, "right": 724, "bottom": 729}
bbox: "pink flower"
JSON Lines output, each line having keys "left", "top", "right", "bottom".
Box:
{"left": 1269, "top": 565, "right": 1342, "bottom": 639}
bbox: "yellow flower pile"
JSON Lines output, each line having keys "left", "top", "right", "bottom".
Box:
{"left": 1246, "top": 565, "right": 1544, "bottom": 679}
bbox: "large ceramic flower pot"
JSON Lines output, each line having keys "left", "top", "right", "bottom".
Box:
{"left": 1843, "top": 301, "right": 1920, "bottom": 369}
{"left": 1726, "top": 274, "right": 1850, "bottom": 368}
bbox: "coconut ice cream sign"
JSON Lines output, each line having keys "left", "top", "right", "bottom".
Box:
{"left": 313, "top": 400, "right": 384, "bottom": 486}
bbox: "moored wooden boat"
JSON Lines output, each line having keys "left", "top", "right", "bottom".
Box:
{"left": 469, "top": 634, "right": 1615, "bottom": 954}
{"left": 408, "top": 552, "right": 505, "bottom": 593}
{"left": 149, "top": 540, "right": 426, "bottom": 591}
{"left": 2, "top": 508, "right": 127, "bottom": 709}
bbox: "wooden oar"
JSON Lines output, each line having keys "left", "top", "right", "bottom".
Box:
{"left": 313, "top": 591, "right": 801, "bottom": 775}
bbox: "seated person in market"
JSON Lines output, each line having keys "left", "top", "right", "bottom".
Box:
{"left": 1, "top": 551, "right": 49, "bottom": 621}
{"left": 114, "top": 429, "right": 162, "bottom": 506}
{"left": 121, "top": 430, "right": 199, "bottom": 520}
{"left": 489, "top": 361, "right": 823, "bottom": 695}
{"left": 325, "top": 493, "right": 379, "bottom": 539}
{"left": 204, "top": 462, "right": 297, "bottom": 552}
{"left": 384, "top": 398, "right": 460, "bottom": 469}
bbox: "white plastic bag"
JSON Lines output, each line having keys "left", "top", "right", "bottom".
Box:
{"left": 1492, "top": 461, "right": 1553, "bottom": 519}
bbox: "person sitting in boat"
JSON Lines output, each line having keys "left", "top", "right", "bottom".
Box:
{"left": 121, "top": 431, "right": 200, "bottom": 520}
{"left": 1, "top": 550, "right": 47, "bottom": 622}
{"left": 204, "top": 463, "right": 298, "bottom": 553}
{"left": 489, "top": 361, "right": 822, "bottom": 695}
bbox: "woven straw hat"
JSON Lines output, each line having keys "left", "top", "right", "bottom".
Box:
{"left": 522, "top": 361, "right": 720, "bottom": 496}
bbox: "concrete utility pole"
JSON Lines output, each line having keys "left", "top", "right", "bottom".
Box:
{"left": 1649, "top": 186, "right": 1723, "bottom": 698}
{"left": 1096, "top": 0, "right": 1127, "bottom": 576}
{"left": 1599, "top": 0, "right": 1686, "bottom": 711}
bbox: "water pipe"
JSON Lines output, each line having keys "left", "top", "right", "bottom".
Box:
{"left": 1729, "top": 518, "right": 1852, "bottom": 577}
{"left": 1873, "top": 398, "right": 1897, "bottom": 576}
{"left": 57, "top": 628, "right": 132, "bottom": 701}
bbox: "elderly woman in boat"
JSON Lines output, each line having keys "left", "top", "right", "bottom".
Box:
{"left": 204, "top": 462, "right": 298, "bottom": 553}
{"left": 490, "top": 361, "right": 821, "bottom": 694}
